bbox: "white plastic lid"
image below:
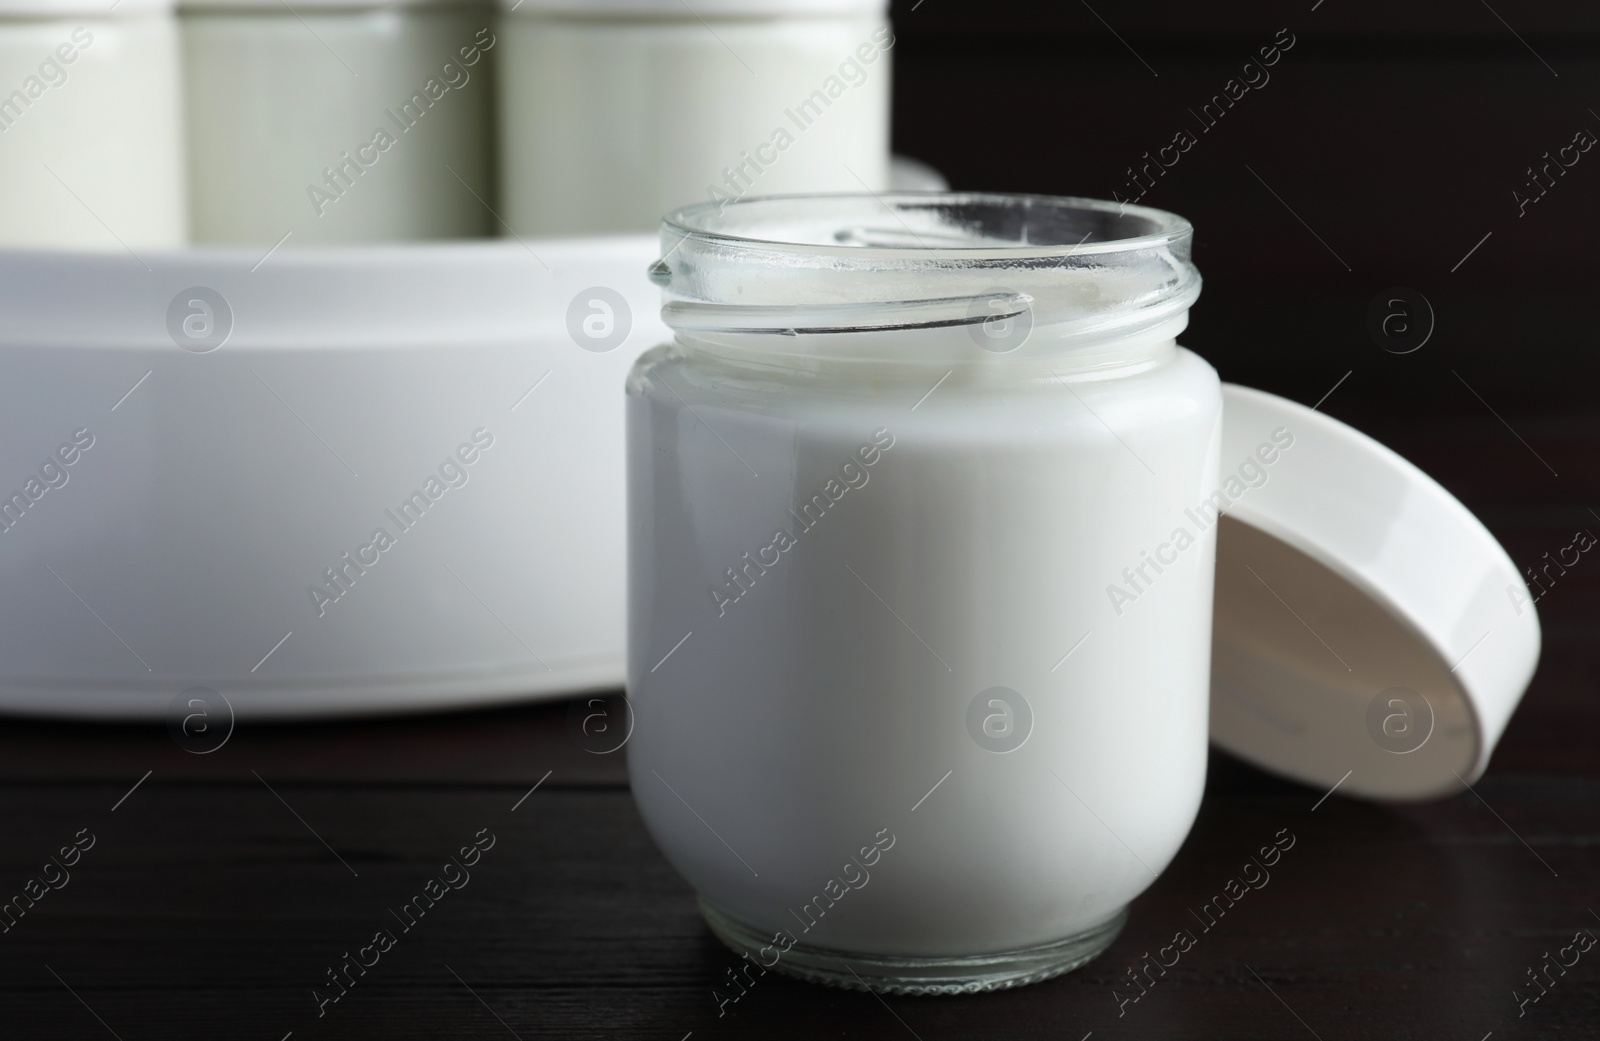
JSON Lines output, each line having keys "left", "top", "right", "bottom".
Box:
{"left": 1211, "top": 383, "right": 1541, "bottom": 801}
{"left": 500, "top": 0, "right": 885, "bottom": 17}
{"left": 0, "top": 0, "right": 172, "bottom": 15}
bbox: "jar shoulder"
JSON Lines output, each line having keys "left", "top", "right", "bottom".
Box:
{"left": 629, "top": 340, "right": 1221, "bottom": 414}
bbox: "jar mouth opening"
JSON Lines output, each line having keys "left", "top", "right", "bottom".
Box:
{"left": 661, "top": 192, "right": 1192, "bottom": 261}
{"left": 655, "top": 192, "right": 1200, "bottom": 353}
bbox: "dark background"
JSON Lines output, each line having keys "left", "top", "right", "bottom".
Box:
{"left": 897, "top": 0, "right": 1600, "bottom": 424}
{"left": 3, "top": 3, "right": 1598, "bottom": 1039}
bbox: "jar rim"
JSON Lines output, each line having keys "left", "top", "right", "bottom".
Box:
{"left": 655, "top": 192, "right": 1200, "bottom": 351}
{"left": 661, "top": 191, "right": 1193, "bottom": 262}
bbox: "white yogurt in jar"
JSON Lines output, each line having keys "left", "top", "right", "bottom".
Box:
{"left": 627, "top": 194, "right": 1219, "bottom": 992}
{"left": 181, "top": 0, "right": 495, "bottom": 244}
{"left": 0, "top": 0, "right": 187, "bottom": 249}
{"left": 498, "top": 0, "right": 891, "bottom": 236}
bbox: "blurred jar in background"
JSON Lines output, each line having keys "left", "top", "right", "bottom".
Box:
{"left": 499, "top": 0, "right": 890, "bottom": 237}
{"left": 0, "top": 0, "right": 187, "bottom": 249}
{"left": 182, "top": 0, "right": 495, "bottom": 245}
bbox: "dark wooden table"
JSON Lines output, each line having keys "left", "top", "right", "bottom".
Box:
{"left": 1, "top": 416, "right": 1596, "bottom": 1041}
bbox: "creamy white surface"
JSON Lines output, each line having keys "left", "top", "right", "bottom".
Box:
{"left": 628, "top": 337, "right": 1222, "bottom": 956}
{"left": 183, "top": 11, "right": 493, "bottom": 244}
{"left": 499, "top": 16, "right": 891, "bottom": 236}
{"left": 0, "top": 16, "right": 187, "bottom": 248}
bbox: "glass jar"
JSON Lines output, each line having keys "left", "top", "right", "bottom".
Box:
{"left": 497, "top": 0, "right": 891, "bottom": 236}
{"left": 626, "top": 193, "right": 1220, "bottom": 993}
{"left": 0, "top": 0, "right": 187, "bottom": 249}
{"left": 180, "top": 0, "right": 495, "bottom": 244}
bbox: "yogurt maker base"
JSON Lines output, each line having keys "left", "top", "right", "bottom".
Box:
{"left": 0, "top": 236, "right": 664, "bottom": 720}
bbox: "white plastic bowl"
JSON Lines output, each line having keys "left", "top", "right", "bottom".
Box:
{"left": 0, "top": 236, "right": 665, "bottom": 719}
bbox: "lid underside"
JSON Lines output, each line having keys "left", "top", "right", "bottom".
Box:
{"left": 1213, "top": 515, "right": 1478, "bottom": 800}
{"left": 1209, "top": 384, "right": 1540, "bottom": 802}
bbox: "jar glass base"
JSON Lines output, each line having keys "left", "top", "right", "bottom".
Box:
{"left": 699, "top": 898, "right": 1128, "bottom": 996}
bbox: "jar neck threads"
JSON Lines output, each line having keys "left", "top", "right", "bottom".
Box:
{"left": 654, "top": 192, "right": 1200, "bottom": 371}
